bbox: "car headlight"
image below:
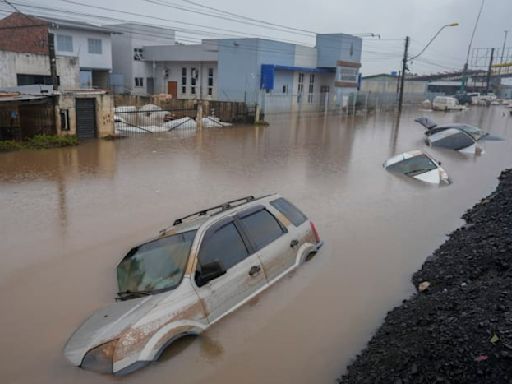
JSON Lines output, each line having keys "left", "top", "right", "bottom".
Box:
{"left": 81, "top": 339, "right": 118, "bottom": 373}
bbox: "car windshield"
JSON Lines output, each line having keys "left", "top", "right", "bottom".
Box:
{"left": 387, "top": 154, "right": 437, "bottom": 176}
{"left": 117, "top": 230, "right": 196, "bottom": 296}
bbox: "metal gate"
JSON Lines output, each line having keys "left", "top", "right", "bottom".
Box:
{"left": 76, "top": 98, "right": 96, "bottom": 139}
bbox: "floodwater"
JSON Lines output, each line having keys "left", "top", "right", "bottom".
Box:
{"left": 1, "top": 106, "right": 511, "bottom": 384}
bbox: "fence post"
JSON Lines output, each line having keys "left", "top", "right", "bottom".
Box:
{"left": 196, "top": 101, "right": 203, "bottom": 130}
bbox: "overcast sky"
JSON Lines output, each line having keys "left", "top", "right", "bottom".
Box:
{"left": 2, "top": 0, "right": 510, "bottom": 75}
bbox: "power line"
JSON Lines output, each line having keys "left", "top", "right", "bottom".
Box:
{"left": 176, "top": 0, "right": 316, "bottom": 36}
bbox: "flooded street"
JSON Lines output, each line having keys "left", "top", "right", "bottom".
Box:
{"left": 1, "top": 106, "right": 511, "bottom": 384}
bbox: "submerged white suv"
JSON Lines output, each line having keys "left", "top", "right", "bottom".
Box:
{"left": 64, "top": 194, "right": 323, "bottom": 375}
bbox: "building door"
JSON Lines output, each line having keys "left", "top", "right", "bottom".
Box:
{"left": 75, "top": 98, "right": 97, "bottom": 139}
{"left": 147, "top": 77, "right": 155, "bottom": 95}
{"left": 167, "top": 81, "right": 177, "bottom": 99}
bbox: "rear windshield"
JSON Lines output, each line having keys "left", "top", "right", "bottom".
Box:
{"left": 386, "top": 155, "right": 437, "bottom": 176}
{"left": 117, "top": 230, "right": 196, "bottom": 295}
{"left": 459, "top": 125, "right": 485, "bottom": 140}
{"left": 270, "top": 197, "right": 307, "bottom": 226}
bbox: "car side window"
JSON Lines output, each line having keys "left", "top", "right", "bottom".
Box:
{"left": 239, "top": 209, "right": 285, "bottom": 251}
{"left": 197, "top": 221, "right": 249, "bottom": 278}
{"left": 270, "top": 197, "right": 307, "bottom": 226}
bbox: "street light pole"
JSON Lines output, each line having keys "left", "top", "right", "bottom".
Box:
{"left": 397, "top": 23, "right": 458, "bottom": 118}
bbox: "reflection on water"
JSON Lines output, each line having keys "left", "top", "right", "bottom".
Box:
{"left": 0, "top": 106, "right": 511, "bottom": 384}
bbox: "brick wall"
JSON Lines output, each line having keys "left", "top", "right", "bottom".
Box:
{"left": 0, "top": 12, "right": 49, "bottom": 55}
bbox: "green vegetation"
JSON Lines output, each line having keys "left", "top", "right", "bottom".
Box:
{"left": 0, "top": 140, "right": 23, "bottom": 152}
{"left": 0, "top": 135, "right": 79, "bottom": 153}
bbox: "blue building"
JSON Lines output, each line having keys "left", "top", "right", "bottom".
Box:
{"left": 134, "top": 33, "right": 362, "bottom": 114}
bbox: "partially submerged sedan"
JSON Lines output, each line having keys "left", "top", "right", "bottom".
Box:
{"left": 384, "top": 150, "right": 450, "bottom": 184}
{"left": 64, "top": 195, "right": 322, "bottom": 375}
{"left": 414, "top": 117, "right": 503, "bottom": 142}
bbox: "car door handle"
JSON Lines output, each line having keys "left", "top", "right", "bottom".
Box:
{"left": 290, "top": 239, "right": 299, "bottom": 248}
{"left": 248, "top": 265, "right": 261, "bottom": 276}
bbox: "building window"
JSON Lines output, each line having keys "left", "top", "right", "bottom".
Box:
{"left": 56, "top": 34, "right": 73, "bottom": 52}
{"left": 308, "top": 74, "right": 315, "bottom": 103}
{"left": 88, "top": 38, "right": 102, "bottom": 54}
{"left": 17, "top": 74, "right": 55, "bottom": 86}
{"left": 191, "top": 67, "right": 197, "bottom": 86}
{"left": 338, "top": 68, "right": 358, "bottom": 82}
{"left": 298, "top": 72, "right": 304, "bottom": 93}
{"left": 133, "top": 48, "right": 143, "bottom": 61}
{"left": 297, "top": 72, "right": 304, "bottom": 103}
{"left": 181, "top": 67, "right": 187, "bottom": 93}
{"left": 208, "top": 67, "right": 214, "bottom": 96}
{"left": 191, "top": 67, "right": 197, "bottom": 96}
{"left": 282, "top": 85, "right": 288, "bottom": 94}
{"left": 135, "top": 77, "right": 144, "bottom": 87}
{"left": 320, "top": 85, "right": 330, "bottom": 93}
{"left": 208, "top": 68, "right": 214, "bottom": 86}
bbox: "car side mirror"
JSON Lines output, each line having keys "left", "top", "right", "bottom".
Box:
{"left": 196, "top": 260, "right": 226, "bottom": 287}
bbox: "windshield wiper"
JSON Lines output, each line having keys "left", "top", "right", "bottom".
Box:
{"left": 116, "top": 289, "right": 153, "bottom": 300}
{"left": 404, "top": 169, "right": 430, "bottom": 175}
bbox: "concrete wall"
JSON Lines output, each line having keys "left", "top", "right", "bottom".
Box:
{"left": 109, "top": 24, "right": 176, "bottom": 95}
{"left": 50, "top": 28, "right": 113, "bottom": 70}
{"left": 143, "top": 43, "right": 218, "bottom": 62}
{"left": 361, "top": 77, "right": 427, "bottom": 94}
{"left": 216, "top": 39, "right": 296, "bottom": 104}
{"left": 0, "top": 50, "right": 16, "bottom": 87}
{"left": 316, "top": 34, "right": 362, "bottom": 67}
{"left": 0, "top": 50, "right": 80, "bottom": 90}
{"left": 294, "top": 46, "right": 317, "bottom": 67}
{"left": 55, "top": 92, "right": 114, "bottom": 137}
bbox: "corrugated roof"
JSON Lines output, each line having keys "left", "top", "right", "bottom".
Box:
{"left": 0, "top": 94, "right": 49, "bottom": 102}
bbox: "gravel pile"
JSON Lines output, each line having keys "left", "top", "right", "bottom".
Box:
{"left": 338, "top": 169, "right": 512, "bottom": 384}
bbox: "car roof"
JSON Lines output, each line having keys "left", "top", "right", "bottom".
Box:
{"left": 158, "top": 194, "right": 280, "bottom": 237}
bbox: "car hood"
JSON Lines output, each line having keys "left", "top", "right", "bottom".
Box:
{"left": 64, "top": 296, "right": 159, "bottom": 366}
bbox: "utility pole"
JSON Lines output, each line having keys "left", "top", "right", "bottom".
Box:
{"left": 397, "top": 36, "right": 409, "bottom": 116}
{"left": 500, "top": 30, "right": 509, "bottom": 65}
{"left": 485, "top": 47, "right": 495, "bottom": 94}
{"left": 48, "top": 33, "right": 58, "bottom": 91}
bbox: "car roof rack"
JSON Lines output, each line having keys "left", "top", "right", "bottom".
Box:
{"left": 172, "top": 195, "right": 257, "bottom": 226}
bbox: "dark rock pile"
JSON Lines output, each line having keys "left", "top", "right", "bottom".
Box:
{"left": 338, "top": 169, "right": 512, "bottom": 384}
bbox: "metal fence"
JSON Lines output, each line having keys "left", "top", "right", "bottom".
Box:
{"left": 114, "top": 107, "right": 198, "bottom": 135}
{"left": 0, "top": 100, "right": 56, "bottom": 141}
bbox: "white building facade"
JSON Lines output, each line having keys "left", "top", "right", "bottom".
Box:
{"left": 44, "top": 17, "right": 114, "bottom": 89}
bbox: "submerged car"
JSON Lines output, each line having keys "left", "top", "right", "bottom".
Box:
{"left": 414, "top": 117, "right": 503, "bottom": 142}
{"left": 384, "top": 150, "right": 449, "bottom": 184}
{"left": 64, "top": 195, "right": 323, "bottom": 375}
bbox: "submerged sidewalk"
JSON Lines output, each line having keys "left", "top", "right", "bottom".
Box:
{"left": 338, "top": 169, "right": 512, "bottom": 384}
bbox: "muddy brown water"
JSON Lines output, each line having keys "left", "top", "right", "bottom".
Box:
{"left": 1, "top": 107, "right": 511, "bottom": 384}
